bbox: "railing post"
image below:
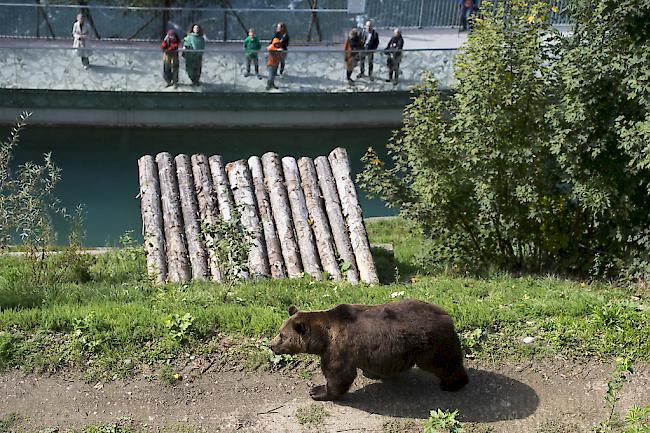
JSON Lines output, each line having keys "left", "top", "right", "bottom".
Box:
{"left": 417, "top": 0, "right": 425, "bottom": 28}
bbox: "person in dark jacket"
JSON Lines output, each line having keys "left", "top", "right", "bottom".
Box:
{"left": 182, "top": 24, "right": 205, "bottom": 86}
{"left": 384, "top": 28, "right": 404, "bottom": 85}
{"left": 358, "top": 20, "right": 379, "bottom": 80}
{"left": 273, "top": 22, "right": 290, "bottom": 75}
{"left": 161, "top": 29, "right": 180, "bottom": 87}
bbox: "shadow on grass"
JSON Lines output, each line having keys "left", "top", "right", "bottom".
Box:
{"left": 338, "top": 368, "right": 539, "bottom": 422}
{"left": 371, "top": 247, "right": 420, "bottom": 284}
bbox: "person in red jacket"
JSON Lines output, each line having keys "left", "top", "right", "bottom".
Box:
{"left": 266, "top": 36, "right": 283, "bottom": 90}
{"left": 161, "top": 29, "right": 180, "bottom": 87}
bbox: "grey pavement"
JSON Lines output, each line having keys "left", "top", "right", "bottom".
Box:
{"left": 0, "top": 28, "right": 458, "bottom": 93}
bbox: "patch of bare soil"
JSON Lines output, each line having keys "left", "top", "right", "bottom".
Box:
{"left": 1, "top": 359, "right": 648, "bottom": 432}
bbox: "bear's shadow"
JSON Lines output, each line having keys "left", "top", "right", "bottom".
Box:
{"left": 338, "top": 368, "right": 539, "bottom": 423}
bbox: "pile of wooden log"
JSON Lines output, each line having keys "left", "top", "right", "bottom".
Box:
{"left": 137, "top": 147, "right": 379, "bottom": 285}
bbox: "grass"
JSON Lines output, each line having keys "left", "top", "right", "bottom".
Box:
{"left": 295, "top": 403, "right": 328, "bottom": 426}
{"left": 0, "top": 218, "right": 649, "bottom": 380}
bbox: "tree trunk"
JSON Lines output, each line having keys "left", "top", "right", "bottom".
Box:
{"left": 248, "top": 156, "right": 286, "bottom": 279}
{"left": 208, "top": 155, "right": 234, "bottom": 221}
{"left": 175, "top": 154, "right": 208, "bottom": 281}
{"left": 261, "top": 152, "right": 303, "bottom": 278}
{"left": 314, "top": 156, "right": 360, "bottom": 284}
{"left": 155, "top": 152, "right": 191, "bottom": 283}
{"left": 226, "top": 160, "right": 271, "bottom": 278}
{"left": 191, "top": 153, "right": 223, "bottom": 282}
{"left": 137, "top": 155, "right": 167, "bottom": 283}
{"left": 282, "top": 156, "right": 322, "bottom": 279}
{"left": 328, "top": 147, "right": 378, "bottom": 284}
{"left": 298, "top": 157, "right": 342, "bottom": 280}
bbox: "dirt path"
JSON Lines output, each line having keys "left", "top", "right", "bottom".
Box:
{"left": 1, "top": 360, "right": 648, "bottom": 432}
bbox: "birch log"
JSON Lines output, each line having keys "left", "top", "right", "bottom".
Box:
{"left": 208, "top": 155, "right": 234, "bottom": 222}
{"left": 226, "top": 160, "right": 271, "bottom": 278}
{"left": 282, "top": 156, "right": 322, "bottom": 279}
{"left": 328, "top": 147, "right": 379, "bottom": 284}
{"left": 137, "top": 155, "right": 167, "bottom": 283}
{"left": 175, "top": 154, "right": 208, "bottom": 281}
{"left": 314, "top": 156, "right": 360, "bottom": 284}
{"left": 261, "top": 152, "right": 303, "bottom": 277}
{"left": 191, "top": 154, "right": 223, "bottom": 282}
{"left": 248, "top": 156, "right": 286, "bottom": 279}
{"left": 155, "top": 152, "right": 191, "bottom": 283}
{"left": 298, "top": 157, "right": 342, "bottom": 281}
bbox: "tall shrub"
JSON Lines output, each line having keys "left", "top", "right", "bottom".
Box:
{"left": 359, "top": 0, "right": 565, "bottom": 272}
{"left": 549, "top": 0, "right": 650, "bottom": 277}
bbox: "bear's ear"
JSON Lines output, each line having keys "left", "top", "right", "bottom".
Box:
{"left": 293, "top": 321, "right": 306, "bottom": 335}
{"left": 288, "top": 306, "right": 298, "bottom": 316}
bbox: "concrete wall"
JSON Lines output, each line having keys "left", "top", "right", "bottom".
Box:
{"left": 0, "top": 89, "right": 411, "bottom": 128}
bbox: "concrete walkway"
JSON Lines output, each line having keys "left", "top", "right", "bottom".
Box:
{"left": 0, "top": 28, "right": 460, "bottom": 94}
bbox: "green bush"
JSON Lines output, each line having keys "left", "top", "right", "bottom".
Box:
{"left": 360, "top": 0, "right": 650, "bottom": 278}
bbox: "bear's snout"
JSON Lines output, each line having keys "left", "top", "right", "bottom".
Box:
{"left": 269, "top": 335, "right": 281, "bottom": 354}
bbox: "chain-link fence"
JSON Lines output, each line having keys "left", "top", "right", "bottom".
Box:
{"left": 0, "top": 0, "right": 571, "bottom": 42}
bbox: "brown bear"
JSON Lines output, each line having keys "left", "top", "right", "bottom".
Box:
{"left": 269, "top": 299, "right": 469, "bottom": 401}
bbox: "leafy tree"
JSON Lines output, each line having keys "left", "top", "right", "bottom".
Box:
{"left": 359, "top": 0, "right": 565, "bottom": 272}
{"left": 549, "top": 0, "right": 650, "bottom": 277}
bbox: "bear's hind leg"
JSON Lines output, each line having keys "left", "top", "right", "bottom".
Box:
{"left": 416, "top": 350, "right": 468, "bottom": 392}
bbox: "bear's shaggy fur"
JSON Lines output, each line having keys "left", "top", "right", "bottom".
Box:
{"left": 269, "top": 299, "right": 469, "bottom": 401}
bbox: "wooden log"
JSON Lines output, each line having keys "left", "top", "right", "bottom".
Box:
{"left": 314, "top": 156, "right": 360, "bottom": 284}
{"left": 328, "top": 147, "right": 379, "bottom": 284}
{"left": 191, "top": 154, "right": 223, "bottom": 282}
{"left": 282, "top": 156, "right": 322, "bottom": 279}
{"left": 226, "top": 160, "right": 271, "bottom": 278}
{"left": 248, "top": 156, "right": 287, "bottom": 279}
{"left": 175, "top": 154, "right": 209, "bottom": 281}
{"left": 208, "top": 155, "right": 234, "bottom": 222}
{"left": 155, "top": 152, "right": 191, "bottom": 283}
{"left": 298, "top": 157, "right": 342, "bottom": 281}
{"left": 261, "top": 152, "right": 303, "bottom": 278}
{"left": 137, "top": 155, "right": 167, "bottom": 283}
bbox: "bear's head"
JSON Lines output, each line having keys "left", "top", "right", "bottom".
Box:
{"left": 269, "top": 306, "right": 325, "bottom": 355}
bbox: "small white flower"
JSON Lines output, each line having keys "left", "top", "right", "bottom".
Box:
{"left": 390, "top": 291, "right": 405, "bottom": 298}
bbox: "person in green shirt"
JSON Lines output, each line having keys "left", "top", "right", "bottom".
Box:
{"left": 182, "top": 24, "right": 205, "bottom": 86}
{"left": 243, "top": 28, "right": 262, "bottom": 79}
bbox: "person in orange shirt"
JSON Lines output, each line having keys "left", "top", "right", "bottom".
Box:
{"left": 266, "top": 36, "right": 283, "bottom": 90}
{"left": 344, "top": 28, "right": 363, "bottom": 84}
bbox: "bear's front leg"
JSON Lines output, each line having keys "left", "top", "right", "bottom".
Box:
{"left": 311, "top": 358, "right": 357, "bottom": 401}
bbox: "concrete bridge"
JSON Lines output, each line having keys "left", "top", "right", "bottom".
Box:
{"left": 0, "top": 29, "right": 462, "bottom": 128}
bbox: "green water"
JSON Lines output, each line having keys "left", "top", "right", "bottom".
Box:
{"left": 5, "top": 126, "right": 395, "bottom": 246}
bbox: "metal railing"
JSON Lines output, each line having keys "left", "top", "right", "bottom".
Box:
{"left": 0, "top": 44, "right": 456, "bottom": 93}
{"left": 0, "top": 2, "right": 353, "bottom": 42}
{"left": 0, "top": 1, "right": 571, "bottom": 42}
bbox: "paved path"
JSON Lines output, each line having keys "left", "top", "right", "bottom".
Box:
{"left": 0, "top": 28, "right": 460, "bottom": 94}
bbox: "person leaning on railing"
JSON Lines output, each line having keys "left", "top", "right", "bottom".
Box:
{"left": 266, "top": 36, "right": 283, "bottom": 90}
{"left": 183, "top": 24, "right": 205, "bottom": 86}
{"left": 358, "top": 20, "right": 379, "bottom": 80}
{"left": 384, "top": 28, "right": 404, "bottom": 85}
{"left": 72, "top": 13, "right": 92, "bottom": 69}
{"left": 243, "top": 27, "right": 262, "bottom": 79}
{"left": 344, "top": 28, "right": 363, "bottom": 85}
{"left": 161, "top": 29, "right": 180, "bottom": 88}
{"left": 273, "top": 22, "right": 290, "bottom": 76}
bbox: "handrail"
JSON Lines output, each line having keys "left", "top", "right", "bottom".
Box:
{"left": 0, "top": 3, "right": 349, "bottom": 13}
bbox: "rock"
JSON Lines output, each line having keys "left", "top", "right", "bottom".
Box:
{"left": 522, "top": 336, "right": 535, "bottom": 344}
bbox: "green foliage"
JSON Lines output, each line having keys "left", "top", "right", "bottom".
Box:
{"left": 202, "top": 212, "right": 252, "bottom": 284}
{"left": 0, "top": 412, "right": 19, "bottom": 433}
{"left": 164, "top": 313, "right": 194, "bottom": 343}
{"left": 593, "top": 357, "right": 650, "bottom": 433}
{"left": 359, "top": 0, "right": 566, "bottom": 273}
{"left": 424, "top": 409, "right": 463, "bottom": 433}
{"left": 549, "top": 0, "right": 650, "bottom": 279}
{"left": 360, "top": 0, "right": 650, "bottom": 278}
{"left": 295, "top": 403, "right": 328, "bottom": 425}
